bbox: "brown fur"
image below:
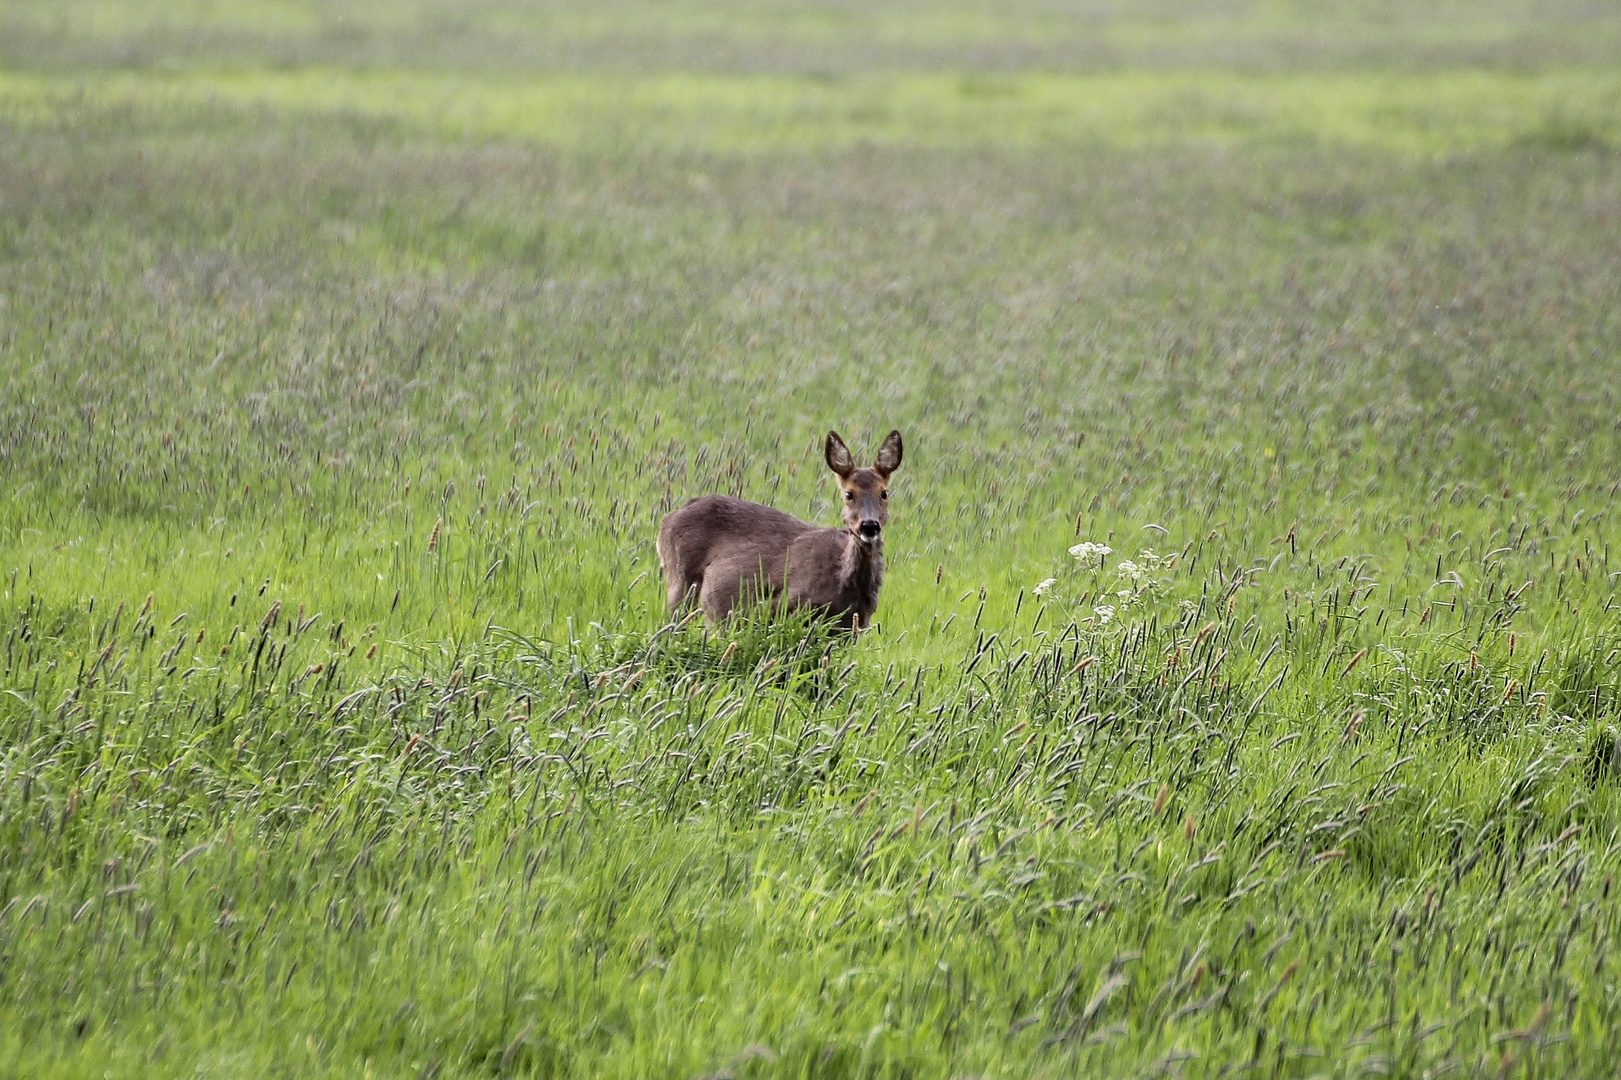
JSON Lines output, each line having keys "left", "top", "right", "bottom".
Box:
{"left": 657, "top": 430, "right": 903, "bottom": 629}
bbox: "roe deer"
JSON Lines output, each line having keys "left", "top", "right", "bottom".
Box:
{"left": 657, "top": 430, "right": 903, "bottom": 629}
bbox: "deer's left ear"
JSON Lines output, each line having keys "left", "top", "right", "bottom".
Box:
{"left": 874, "top": 430, "right": 903, "bottom": 477}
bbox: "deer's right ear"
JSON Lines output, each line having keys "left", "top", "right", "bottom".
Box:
{"left": 825, "top": 431, "right": 855, "bottom": 478}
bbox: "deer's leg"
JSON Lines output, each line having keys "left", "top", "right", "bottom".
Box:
{"left": 699, "top": 566, "right": 748, "bottom": 622}
{"left": 666, "top": 572, "right": 699, "bottom": 614}
{"left": 657, "top": 531, "right": 699, "bottom": 615}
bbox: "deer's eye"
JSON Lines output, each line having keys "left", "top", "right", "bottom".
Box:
{"left": 880, "top": 491, "right": 888, "bottom": 500}
{"left": 844, "top": 491, "right": 854, "bottom": 500}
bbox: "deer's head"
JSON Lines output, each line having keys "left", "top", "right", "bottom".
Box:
{"left": 826, "top": 429, "right": 903, "bottom": 549}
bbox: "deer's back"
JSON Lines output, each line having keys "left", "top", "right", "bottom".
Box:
{"left": 659, "top": 495, "right": 819, "bottom": 576}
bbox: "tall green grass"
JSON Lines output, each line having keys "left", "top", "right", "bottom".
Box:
{"left": 5, "top": 2, "right": 1621, "bottom": 1076}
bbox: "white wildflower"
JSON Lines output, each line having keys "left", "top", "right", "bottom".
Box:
{"left": 1032, "top": 577, "right": 1057, "bottom": 598}
{"left": 1117, "top": 588, "right": 1134, "bottom": 599}
{"left": 1093, "top": 605, "right": 1115, "bottom": 624}
{"left": 1116, "top": 560, "right": 1141, "bottom": 581}
{"left": 1069, "top": 541, "right": 1112, "bottom": 562}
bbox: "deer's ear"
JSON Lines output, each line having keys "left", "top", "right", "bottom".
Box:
{"left": 825, "top": 431, "right": 855, "bottom": 477}
{"left": 874, "top": 430, "right": 903, "bottom": 477}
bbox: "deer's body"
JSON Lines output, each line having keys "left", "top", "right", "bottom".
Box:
{"left": 657, "top": 495, "right": 884, "bottom": 628}
{"left": 657, "top": 431, "right": 903, "bottom": 628}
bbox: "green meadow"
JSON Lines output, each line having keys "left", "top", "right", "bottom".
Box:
{"left": 4, "top": 2, "right": 1621, "bottom": 1077}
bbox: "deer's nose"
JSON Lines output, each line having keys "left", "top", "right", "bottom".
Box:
{"left": 859, "top": 520, "right": 882, "bottom": 539}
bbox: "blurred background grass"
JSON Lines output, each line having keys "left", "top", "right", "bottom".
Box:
{"left": 5, "top": 67, "right": 1621, "bottom": 153}
{"left": 4, "top": 0, "right": 1621, "bottom": 73}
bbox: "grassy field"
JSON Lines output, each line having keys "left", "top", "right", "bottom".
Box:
{"left": 4, "top": 2, "right": 1621, "bottom": 1077}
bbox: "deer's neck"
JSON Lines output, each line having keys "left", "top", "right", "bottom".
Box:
{"left": 841, "top": 531, "right": 884, "bottom": 611}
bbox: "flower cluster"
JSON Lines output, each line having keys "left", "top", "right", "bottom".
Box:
{"left": 1032, "top": 538, "right": 1178, "bottom": 629}
{"left": 1112, "top": 548, "right": 1171, "bottom": 605}
{"left": 1032, "top": 541, "right": 1112, "bottom": 603}
{"left": 1069, "top": 541, "right": 1112, "bottom": 563}
{"left": 1034, "top": 537, "right": 1179, "bottom": 625}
